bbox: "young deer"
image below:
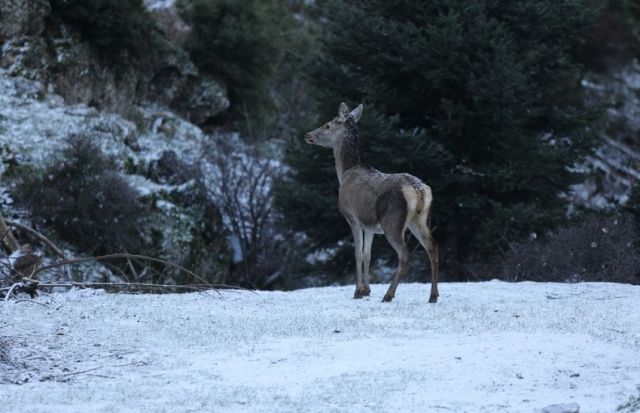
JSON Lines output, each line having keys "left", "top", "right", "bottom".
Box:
{"left": 305, "top": 103, "right": 439, "bottom": 303}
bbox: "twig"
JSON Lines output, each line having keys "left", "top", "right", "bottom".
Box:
{"left": 125, "top": 255, "right": 139, "bottom": 281}
{"left": 59, "top": 360, "right": 148, "bottom": 379}
{"left": 13, "top": 299, "right": 49, "bottom": 307}
{"left": 0, "top": 227, "right": 13, "bottom": 247}
{"left": 30, "top": 280, "right": 252, "bottom": 294}
{"left": 31, "top": 253, "right": 237, "bottom": 290}
{"left": 4, "top": 282, "right": 20, "bottom": 302}
{"left": 59, "top": 366, "right": 104, "bottom": 378}
{"left": 6, "top": 220, "right": 65, "bottom": 258}
{"left": 82, "top": 373, "right": 114, "bottom": 379}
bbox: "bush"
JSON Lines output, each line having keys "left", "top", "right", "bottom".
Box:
{"left": 50, "top": 0, "right": 158, "bottom": 60}
{"left": 13, "top": 134, "right": 143, "bottom": 256}
{"left": 203, "top": 138, "right": 304, "bottom": 289}
{"left": 503, "top": 213, "right": 640, "bottom": 283}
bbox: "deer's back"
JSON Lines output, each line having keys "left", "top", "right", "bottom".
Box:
{"left": 338, "top": 166, "right": 428, "bottom": 232}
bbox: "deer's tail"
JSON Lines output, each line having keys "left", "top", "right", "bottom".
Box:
{"left": 416, "top": 185, "right": 432, "bottom": 224}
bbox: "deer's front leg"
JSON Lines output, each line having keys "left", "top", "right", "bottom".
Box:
{"left": 362, "top": 230, "right": 374, "bottom": 296}
{"left": 349, "top": 222, "right": 367, "bottom": 299}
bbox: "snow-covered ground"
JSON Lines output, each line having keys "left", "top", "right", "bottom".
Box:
{"left": 1, "top": 281, "right": 639, "bottom": 412}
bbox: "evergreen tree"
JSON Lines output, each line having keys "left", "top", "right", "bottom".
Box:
{"left": 182, "top": 0, "right": 293, "bottom": 130}
{"left": 277, "top": 0, "right": 601, "bottom": 277}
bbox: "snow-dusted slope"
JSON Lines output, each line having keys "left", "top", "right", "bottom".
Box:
{"left": 0, "top": 69, "right": 233, "bottom": 283}
{"left": 1, "top": 281, "right": 639, "bottom": 412}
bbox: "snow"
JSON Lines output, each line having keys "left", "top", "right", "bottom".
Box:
{"left": 1, "top": 281, "right": 639, "bottom": 412}
{"left": 144, "top": 0, "right": 176, "bottom": 11}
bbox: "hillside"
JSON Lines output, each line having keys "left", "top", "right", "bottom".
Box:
{"left": 2, "top": 281, "right": 640, "bottom": 412}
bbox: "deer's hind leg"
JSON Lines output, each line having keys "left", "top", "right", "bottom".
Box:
{"left": 408, "top": 215, "right": 439, "bottom": 303}
{"left": 378, "top": 190, "right": 410, "bottom": 303}
{"left": 381, "top": 225, "right": 409, "bottom": 303}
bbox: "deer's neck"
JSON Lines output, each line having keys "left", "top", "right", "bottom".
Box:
{"left": 334, "top": 121, "right": 360, "bottom": 184}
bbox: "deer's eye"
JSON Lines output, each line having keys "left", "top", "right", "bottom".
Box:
{"left": 325, "top": 125, "right": 330, "bottom": 129}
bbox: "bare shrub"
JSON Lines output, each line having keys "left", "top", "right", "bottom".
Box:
{"left": 203, "top": 138, "right": 303, "bottom": 289}
{"left": 503, "top": 213, "right": 640, "bottom": 283}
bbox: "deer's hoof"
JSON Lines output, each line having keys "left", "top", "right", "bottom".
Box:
{"left": 428, "top": 294, "right": 438, "bottom": 304}
{"left": 382, "top": 294, "right": 394, "bottom": 303}
{"left": 353, "top": 288, "right": 366, "bottom": 299}
{"left": 363, "top": 286, "right": 371, "bottom": 296}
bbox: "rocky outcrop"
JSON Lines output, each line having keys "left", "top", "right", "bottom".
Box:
{"left": 0, "top": 0, "right": 228, "bottom": 125}
{"left": 0, "top": 0, "right": 51, "bottom": 41}
{"left": 0, "top": 36, "right": 50, "bottom": 81}
{"left": 50, "top": 24, "right": 139, "bottom": 113}
{"left": 141, "top": 45, "right": 229, "bottom": 125}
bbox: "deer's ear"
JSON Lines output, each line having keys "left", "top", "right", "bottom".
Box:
{"left": 338, "top": 102, "right": 350, "bottom": 120}
{"left": 350, "top": 104, "right": 363, "bottom": 123}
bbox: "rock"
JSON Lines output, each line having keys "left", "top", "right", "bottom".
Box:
{"left": 144, "top": 0, "right": 192, "bottom": 46}
{"left": 152, "top": 150, "right": 195, "bottom": 185}
{"left": 143, "top": 45, "right": 229, "bottom": 124}
{"left": 47, "top": 24, "right": 139, "bottom": 114}
{"left": 541, "top": 402, "right": 580, "bottom": 413}
{"left": 1, "top": 2, "right": 228, "bottom": 124}
{"left": 170, "top": 76, "right": 229, "bottom": 125}
{"left": 1, "top": 23, "right": 138, "bottom": 114}
{"left": 0, "top": 0, "right": 51, "bottom": 41}
{"left": 0, "top": 37, "right": 50, "bottom": 81}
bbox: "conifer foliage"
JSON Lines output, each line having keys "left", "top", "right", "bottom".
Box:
{"left": 278, "top": 0, "right": 601, "bottom": 275}
{"left": 182, "top": 0, "right": 292, "bottom": 124}
{"left": 50, "top": 0, "right": 157, "bottom": 59}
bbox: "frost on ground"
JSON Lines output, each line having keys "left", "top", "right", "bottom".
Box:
{"left": 1, "top": 281, "right": 639, "bottom": 413}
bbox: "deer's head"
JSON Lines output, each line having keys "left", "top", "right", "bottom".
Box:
{"left": 305, "top": 102, "right": 363, "bottom": 148}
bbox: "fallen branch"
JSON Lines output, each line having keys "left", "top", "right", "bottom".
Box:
{"left": 4, "top": 282, "right": 20, "bottom": 302}
{"left": 31, "top": 253, "right": 234, "bottom": 290}
{"left": 31, "top": 281, "right": 234, "bottom": 293}
{"left": 13, "top": 299, "right": 49, "bottom": 307}
{"left": 2, "top": 253, "right": 249, "bottom": 299}
{"left": 59, "top": 365, "right": 105, "bottom": 378}
{"left": 6, "top": 220, "right": 65, "bottom": 258}
{"left": 59, "top": 360, "right": 148, "bottom": 380}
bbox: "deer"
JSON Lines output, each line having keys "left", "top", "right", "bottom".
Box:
{"left": 305, "top": 102, "right": 439, "bottom": 303}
